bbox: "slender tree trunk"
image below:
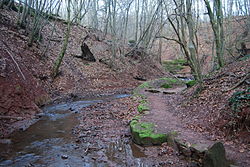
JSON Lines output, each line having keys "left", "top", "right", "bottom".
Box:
{"left": 52, "top": 0, "right": 71, "bottom": 78}
{"left": 186, "top": 0, "right": 202, "bottom": 82}
{"left": 204, "top": 0, "right": 225, "bottom": 68}
{"left": 135, "top": 0, "right": 139, "bottom": 41}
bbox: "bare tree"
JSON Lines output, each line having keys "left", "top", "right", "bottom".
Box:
{"left": 158, "top": 0, "right": 202, "bottom": 82}
{"left": 204, "top": 0, "right": 225, "bottom": 68}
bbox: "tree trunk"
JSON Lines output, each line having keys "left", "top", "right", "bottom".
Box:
{"left": 204, "top": 0, "right": 225, "bottom": 68}
{"left": 186, "top": 0, "right": 202, "bottom": 82}
{"left": 52, "top": 0, "right": 71, "bottom": 78}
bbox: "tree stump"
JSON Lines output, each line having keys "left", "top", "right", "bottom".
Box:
{"left": 80, "top": 43, "right": 96, "bottom": 62}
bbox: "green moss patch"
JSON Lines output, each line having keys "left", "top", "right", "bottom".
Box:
{"left": 138, "top": 82, "right": 152, "bottom": 89}
{"left": 163, "top": 59, "right": 188, "bottom": 74}
{"left": 130, "top": 120, "right": 167, "bottom": 146}
{"left": 186, "top": 80, "right": 197, "bottom": 88}
{"left": 137, "top": 104, "right": 150, "bottom": 113}
{"left": 161, "top": 83, "right": 173, "bottom": 89}
{"left": 159, "top": 78, "right": 184, "bottom": 89}
{"left": 139, "top": 99, "right": 148, "bottom": 104}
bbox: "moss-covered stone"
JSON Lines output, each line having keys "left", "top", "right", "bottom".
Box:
{"left": 162, "top": 59, "right": 188, "bottom": 74}
{"left": 138, "top": 82, "right": 152, "bottom": 89}
{"left": 130, "top": 120, "right": 167, "bottom": 146}
{"left": 159, "top": 78, "right": 184, "bottom": 89}
{"left": 132, "top": 115, "right": 141, "bottom": 121}
{"left": 186, "top": 80, "right": 197, "bottom": 88}
{"left": 137, "top": 104, "right": 150, "bottom": 113}
{"left": 161, "top": 83, "right": 172, "bottom": 89}
{"left": 139, "top": 99, "right": 148, "bottom": 104}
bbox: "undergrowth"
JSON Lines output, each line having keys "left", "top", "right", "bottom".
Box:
{"left": 227, "top": 87, "right": 250, "bottom": 131}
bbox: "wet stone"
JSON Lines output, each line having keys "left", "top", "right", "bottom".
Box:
{"left": 0, "top": 139, "right": 12, "bottom": 144}
{"left": 188, "top": 161, "right": 201, "bottom": 167}
{"left": 61, "top": 155, "right": 68, "bottom": 159}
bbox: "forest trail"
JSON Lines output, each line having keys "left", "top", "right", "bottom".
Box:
{"left": 139, "top": 89, "right": 250, "bottom": 167}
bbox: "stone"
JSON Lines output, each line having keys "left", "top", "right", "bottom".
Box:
{"left": 137, "top": 104, "right": 150, "bottom": 113}
{"left": 188, "top": 161, "right": 201, "bottom": 167}
{"left": 61, "top": 155, "right": 68, "bottom": 159}
{"left": 203, "top": 142, "right": 229, "bottom": 167}
{"left": 145, "top": 89, "right": 161, "bottom": 93}
{"left": 175, "top": 140, "right": 192, "bottom": 157}
{"left": 190, "top": 143, "right": 209, "bottom": 160}
{"left": 163, "top": 91, "right": 176, "bottom": 94}
{"left": 130, "top": 120, "right": 167, "bottom": 146}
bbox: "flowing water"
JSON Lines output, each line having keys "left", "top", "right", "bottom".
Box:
{"left": 0, "top": 94, "right": 146, "bottom": 167}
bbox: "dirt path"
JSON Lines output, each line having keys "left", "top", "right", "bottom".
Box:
{"left": 140, "top": 91, "right": 250, "bottom": 167}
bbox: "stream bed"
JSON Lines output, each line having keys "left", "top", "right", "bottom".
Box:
{"left": 0, "top": 94, "right": 147, "bottom": 167}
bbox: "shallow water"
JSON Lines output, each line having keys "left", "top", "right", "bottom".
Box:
{"left": 0, "top": 94, "right": 146, "bottom": 167}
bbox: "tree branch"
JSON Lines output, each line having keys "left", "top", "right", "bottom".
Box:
{"left": 1, "top": 40, "right": 26, "bottom": 80}
{"left": 156, "top": 35, "right": 184, "bottom": 47}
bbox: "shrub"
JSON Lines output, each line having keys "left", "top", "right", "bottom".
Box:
{"left": 229, "top": 87, "right": 250, "bottom": 113}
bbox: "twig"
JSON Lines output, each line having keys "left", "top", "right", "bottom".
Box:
{"left": 0, "top": 40, "right": 26, "bottom": 80}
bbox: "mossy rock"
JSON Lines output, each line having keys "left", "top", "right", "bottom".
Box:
{"left": 157, "top": 78, "right": 184, "bottom": 89}
{"left": 161, "top": 83, "right": 172, "bottom": 89}
{"left": 131, "top": 116, "right": 141, "bottom": 121}
{"left": 163, "top": 59, "right": 188, "bottom": 74}
{"left": 130, "top": 120, "right": 167, "bottom": 146}
{"left": 186, "top": 80, "right": 197, "bottom": 88}
{"left": 203, "top": 142, "right": 229, "bottom": 167}
{"left": 138, "top": 82, "right": 152, "bottom": 89}
{"left": 137, "top": 104, "right": 150, "bottom": 113}
{"left": 139, "top": 99, "right": 148, "bottom": 104}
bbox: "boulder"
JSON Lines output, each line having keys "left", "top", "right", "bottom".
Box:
{"left": 130, "top": 120, "right": 167, "bottom": 146}
{"left": 203, "top": 142, "right": 229, "bottom": 167}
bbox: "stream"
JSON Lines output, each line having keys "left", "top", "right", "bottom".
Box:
{"left": 0, "top": 94, "right": 146, "bottom": 167}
